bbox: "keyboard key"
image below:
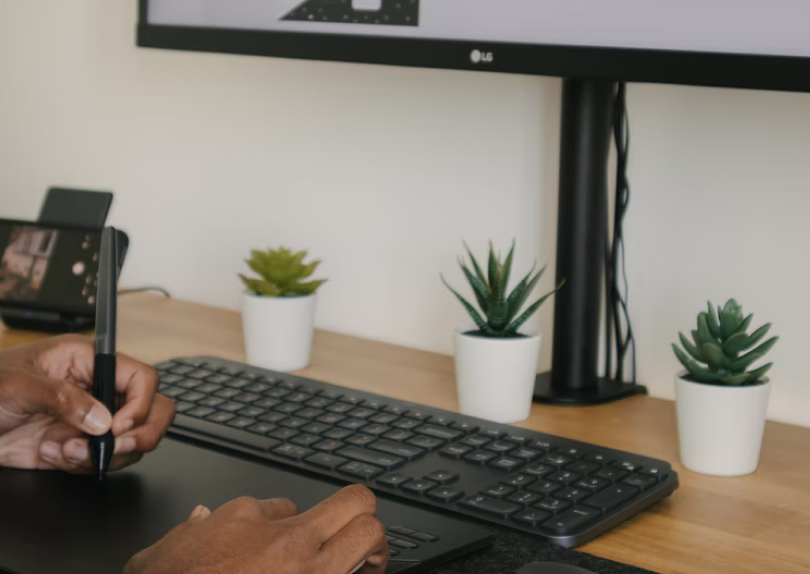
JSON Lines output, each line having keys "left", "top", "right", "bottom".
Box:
{"left": 280, "top": 417, "right": 308, "bottom": 429}
{"left": 214, "top": 388, "right": 240, "bottom": 400}
{"left": 345, "top": 434, "right": 375, "bottom": 447}
{"left": 161, "top": 387, "right": 186, "bottom": 398}
{"left": 224, "top": 379, "right": 251, "bottom": 390}
{"left": 196, "top": 383, "right": 222, "bottom": 394}
{"left": 362, "top": 400, "right": 386, "bottom": 410}
{"left": 278, "top": 381, "right": 298, "bottom": 390}
{"left": 205, "top": 412, "right": 235, "bottom": 424}
{"left": 545, "top": 506, "right": 599, "bottom": 534}
{"left": 174, "top": 401, "right": 196, "bottom": 413}
{"left": 391, "top": 418, "right": 421, "bottom": 430}
{"left": 291, "top": 434, "right": 321, "bottom": 447}
{"left": 173, "top": 415, "right": 279, "bottom": 452}
{"left": 479, "top": 429, "right": 505, "bottom": 440}
{"left": 450, "top": 421, "right": 479, "bottom": 433}
{"left": 556, "top": 487, "right": 590, "bottom": 503}
{"left": 341, "top": 395, "right": 364, "bottom": 405}
{"left": 427, "top": 486, "right": 464, "bottom": 503}
{"left": 532, "top": 439, "right": 554, "bottom": 450}
{"left": 388, "top": 538, "right": 419, "bottom": 550}
{"left": 338, "top": 418, "right": 367, "bottom": 430}
{"left": 485, "top": 441, "right": 517, "bottom": 453}
{"left": 439, "top": 444, "right": 473, "bottom": 459}
{"left": 507, "top": 491, "right": 543, "bottom": 506}
{"left": 459, "top": 495, "right": 520, "bottom": 518}
{"left": 304, "top": 452, "right": 348, "bottom": 470}
{"left": 428, "top": 416, "right": 455, "bottom": 426}
{"left": 593, "top": 467, "right": 628, "bottom": 481}
{"left": 187, "top": 369, "right": 215, "bottom": 380}
{"left": 406, "top": 436, "right": 445, "bottom": 451}
{"left": 369, "top": 440, "right": 426, "bottom": 461}
{"left": 246, "top": 422, "right": 277, "bottom": 435}
{"left": 245, "top": 382, "right": 272, "bottom": 393}
{"left": 483, "top": 484, "right": 516, "bottom": 498}
{"left": 170, "top": 365, "right": 195, "bottom": 375}
{"left": 204, "top": 374, "right": 231, "bottom": 385}
{"left": 234, "top": 392, "right": 261, "bottom": 404}
{"left": 383, "top": 405, "right": 408, "bottom": 415}
{"left": 612, "top": 460, "right": 642, "bottom": 473}
{"left": 301, "top": 422, "right": 330, "bottom": 435}
{"left": 259, "top": 412, "right": 287, "bottom": 424}
{"left": 464, "top": 450, "right": 498, "bottom": 464}
{"left": 405, "top": 410, "right": 431, "bottom": 421}
{"left": 317, "top": 414, "right": 346, "bottom": 425}
{"left": 575, "top": 477, "right": 610, "bottom": 492}
{"left": 227, "top": 417, "right": 255, "bottom": 429}
{"left": 461, "top": 435, "right": 491, "bottom": 448}
{"left": 361, "top": 424, "right": 390, "bottom": 436}
{"left": 504, "top": 434, "right": 531, "bottom": 446}
{"left": 377, "top": 474, "right": 412, "bottom": 488}
{"left": 327, "top": 403, "right": 354, "bottom": 414}
{"left": 623, "top": 474, "right": 658, "bottom": 490}
{"left": 527, "top": 481, "right": 562, "bottom": 496}
{"left": 296, "top": 408, "right": 325, "bottom": 420}
{"left": 541, "top": 454, "right": 574, "bottom": 467}
{"left": 306, "top": 397, "right": 333, "bottom": 409}
{"left": 237, "top": 406, "right": 265, "bottom": 418}
{"left": 273, "top": 403, "right": 302, "bottom": 414}
{"left": 584, "top": 453, "right": 613, "bottom": 465}
{"left": 416, "top": 425, "right": 463, "bottom": 441}
{"left": 534, "top": 498, "right": 571, "bottom": 514}
{"left": 313, "top": 439, "right": 344, "bottom": 452}
{"left": 337, "top": 446, "right": 405, "bottom": 470}
{"left": 322, "top": 428, "right": 353, "bottom": 440}
{"left": 402, "top": 479, "right": 438, "bottom": 495}
{"left": 285, "top": 392, "right": 310, "bottom": 403}
{"left": 338, "top": 461, "right": 383, "bottom": 480}
{"left": 318, "top": 390, "right": 343, "bottom": 400}
{"left": 512, "top": 448, "right": 543, "bottom": 461}
{"left": 266, "top": 388, "right": 291, "bottom": 399}
{"left": 199, "top": 397, "right": 226, "bottom": 408}
{"left": 383, "top": 429, "right": 414, "bottom": 442}
{"left": 558, "top": 447, "right": 585, "bottom": 458}
{"left": 252, "top": 397, "right": 281, "bottom": 410}
{"left": 369, "top": 413, "right": 398, "bottom": 425}
{"left": 501, "top": 474, "right": 536, "bottom": 488}
{"left": 424, "top": 470, "right": 458, "bottom": 485}
{"left": 410, "top": 531, "right": 439, "bottom": 542}
{"left": 187, "top": 406, "right": 215, "bottom": 418}
{"left": 566, "top": 461, "right": 600, "bottom": 475}
{"left": 219, "top": 402, "right": 244, "bottom": 413}
{"left": 585, "top": 483, "right": 639, "bottom": 510}
{"left": 270, "top": 428, "right": 299, "bottom": 441}
{"left": 176, "top": 358, "right": 208, "bottom": 368}
{"left": 272, "top": 444, "right": 313, "bottom": 461}
{"left": 177, "top": 379, "right": 202, "bottom": 389}
{"left": 512, "top": 508, "right": 552, "bottom": 526}
{"left": 489, "top": 457, "right": 524, "bottom": 472}
{"left": 218, "top": 366, "right": 243, "bottom": 377}
{"left": 547, "top": 471, "right": 581, "bottom": 485}
{"left": 640, "top": 466, "right": 668, "bottom": 481}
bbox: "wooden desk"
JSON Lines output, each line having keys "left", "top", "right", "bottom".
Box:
{"left": 2, "top": 294, "right": 809, "bottom": 574}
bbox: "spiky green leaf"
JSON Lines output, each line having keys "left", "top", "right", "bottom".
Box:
{"left": 673, "top": 345, "right": 719, "bottom": 383}
{"left": 720, "top": 299, "right": 744, "bottom": 341}
{"left": 501, "top": 240, "right": 515, "bottom": 295}
{"left": 459, "top": 262, "right": 489, "bottom": 314}
{"left": 442, "top": 275, "right": 488, "bottom": 332}
{"left": 488, "top": 242, "right": 500, "bottom": 292}
{"left": 698, "top": 313, "right": 716, "bottom": 347}
{"left": 506, "top": 264, "right": 542, "bottom": 325}
{"left": 722, "top": 332, "right": 749, "bottom": 357}
{"left": 745, "top": 362, "right": 773, "bottom": 384}
{"left": 739, "top": 313, "right": 754, "bottom": 334}
{"left": 707, "top": 301, "right": 722, "bottom": 339}
{"left": 702, "top": 342, "right": 728, "bottom": 370}
{"left": 503, "top": 281, "right": 563, "bottom": 335}
{"left": 718, "top": 373, "right": 751, "bottom": 385}
{"left": 463, "top": 242, "right": 488, "bottom": 290}
{"left": 729, "top": 337, "right": 778, "bottom": 373}
{"left": 679, "top": 332, "right": 706, "bottom": 362}
{"left": 741, "top": 323, "right": 771, "bottom": 352}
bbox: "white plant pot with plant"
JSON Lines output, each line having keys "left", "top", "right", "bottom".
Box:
{"left": 443, "top": 242, "right": 563, "bottom": 424}
{"left": 672, "top": 299, "right": 778, "bottom": 476}
{"left": 239, "top": 247, "right": 327, "bottom": 372}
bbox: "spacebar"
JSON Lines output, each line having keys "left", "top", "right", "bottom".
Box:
{"left": 173, "top": 415, "right": 280, "bottom": 452}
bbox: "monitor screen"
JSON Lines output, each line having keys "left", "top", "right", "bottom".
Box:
{"left": 139, "top": 0, "right": 810, "bottom": 92}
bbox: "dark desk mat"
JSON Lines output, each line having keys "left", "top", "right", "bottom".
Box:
{"left": 427, "top": 530, "right": 655, "bottom": 574}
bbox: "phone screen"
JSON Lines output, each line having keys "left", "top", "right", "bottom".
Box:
{"left": 0, "top": 221, "right": 104, "bottom": 316}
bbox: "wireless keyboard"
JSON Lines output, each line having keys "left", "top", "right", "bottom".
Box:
{"left": 156, "top": 356, "right": 679, "bottom": 548}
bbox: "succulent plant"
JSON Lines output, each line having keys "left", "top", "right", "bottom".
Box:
{"left": 239, "top": 247, "right": 326, "bottom": 297}
{"left": 442, "top": 241, "right": 563, "bottom": 338}
{"left": 672, "top": 299, "right": 777, "bottom": 385}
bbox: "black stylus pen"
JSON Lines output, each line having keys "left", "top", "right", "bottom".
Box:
{"left": 90, "top": 227, "right": 118, "bottom": 480}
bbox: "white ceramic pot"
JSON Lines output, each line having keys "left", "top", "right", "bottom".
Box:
{"left": 453, "top": 327, "right": 542, "bottom": 424}
{"left": 242, "top": 292, "right": 316, "bottom": 372}
{"left": 675, "top": 373, "right": 771, "bottom": 476}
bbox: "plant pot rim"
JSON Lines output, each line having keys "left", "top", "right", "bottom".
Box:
{"left": 676, "top": 371, "right": 770, "bottom": 389}
{"left": 454, "top": 326, "right": 540, "bottom": 341}
{"left": 242, "top": 291, "right": 316, "bottom": 300}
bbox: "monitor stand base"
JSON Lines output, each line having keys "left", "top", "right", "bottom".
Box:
{"left": 532, "top": 371, "right": 647, "bottom": 406}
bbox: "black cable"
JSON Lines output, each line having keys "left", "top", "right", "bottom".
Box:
{"left": 118, "top": 286, "right": 171, "bottom": 298}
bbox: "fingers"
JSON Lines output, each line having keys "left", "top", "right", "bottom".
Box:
{"left": 111, "top": 354, "right": 160, "bottom": 436}
{"left": 296, "top": 485, "right": 377, "bottom": 545}
{"left": 114, "top": 394, "right": 175, "bottom": 456}
{"left": 318, "top": 514, "right": 389, "bottom": 574}
{"left": 256, "top": 498, "right": 298, "bottom": 521}
{"left": 11, "top": 372, "right": 112, "bottom": 436}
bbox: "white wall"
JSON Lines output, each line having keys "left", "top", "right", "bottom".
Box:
{"left": 1, "top": 1, "right": 808, "bottom": 427}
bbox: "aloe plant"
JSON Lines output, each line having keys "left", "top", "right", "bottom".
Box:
{"left": 672, "top": 299, "right": 777, "bottom": 385}
{"left": 239, "top": 247, "right": 326, "bottom": 297}
{"left": 442, "top": 241, "right": 563, "bottom": 338}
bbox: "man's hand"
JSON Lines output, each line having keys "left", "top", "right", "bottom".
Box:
{"left": 0, "top": 335, "right": 174, "bottom": 472}
{"left": 124, "top": 485, "right": 390, "bottom": 574}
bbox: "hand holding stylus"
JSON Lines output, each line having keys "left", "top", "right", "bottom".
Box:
{"left": 0, "top": 335, "right": 175, "bottom": 473}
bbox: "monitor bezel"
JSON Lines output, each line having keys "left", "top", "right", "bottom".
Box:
{"left": 137, "top": 0, "right": 810, "bottom": 93}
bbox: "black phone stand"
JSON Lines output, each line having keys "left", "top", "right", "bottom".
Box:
{"left": 0, "top": 188, "right": 113, "bottom": 334}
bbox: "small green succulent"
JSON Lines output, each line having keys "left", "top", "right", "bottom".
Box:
{"left": 239, "top": 247, "right": 326, "bottom": 297}
{"left": 672, "top": 299, "right": 777, "bottom": 385}
{"left": 442, "top": 241, "right": 563, "bottom": 338}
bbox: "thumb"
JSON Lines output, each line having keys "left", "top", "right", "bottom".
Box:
{"left": 16, "top": 374, "right": 112, "bottom": 435}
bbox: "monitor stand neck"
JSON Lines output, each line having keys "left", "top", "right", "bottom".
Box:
{"left": 533, "top": 78, "right": 647, "bottom": 405}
